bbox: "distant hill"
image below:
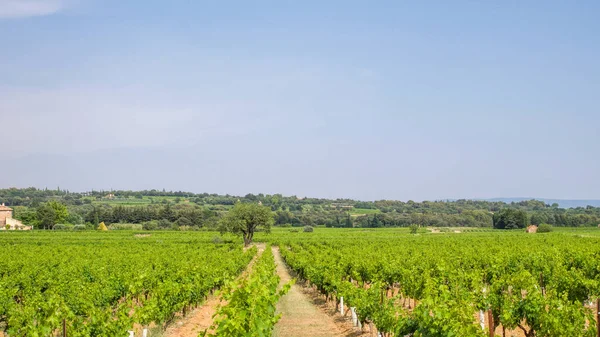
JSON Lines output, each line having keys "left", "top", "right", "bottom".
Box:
{"left": 486, "top": 198, "right": 600, "bottom": 209}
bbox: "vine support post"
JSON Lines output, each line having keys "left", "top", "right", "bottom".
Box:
{"left": 479, "top": 310, "right": 485, "bottom": 330}
{"left": 596, "top": 298, "right": 599, "bottom": 337}
{"left": 62, "top": 319, "right": 66, "bottom": 337}
{"left": 487, "top": 309, "right": 494, "bottom": 337}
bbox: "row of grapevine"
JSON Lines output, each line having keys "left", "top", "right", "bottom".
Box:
{"left": 0, "top": 232, "right": 255, "bottom": 336}
{"left": 203, "top": 246, "right": 291, "bottom": 337}
{"left": 278, "top": 233, "right": 600, "bottom": 336}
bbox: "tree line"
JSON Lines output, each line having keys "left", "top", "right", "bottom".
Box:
{"left": 2, "top": 188, "right": 599, "bottom": 229}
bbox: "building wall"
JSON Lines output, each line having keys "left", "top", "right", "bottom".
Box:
{"left": 5, "top": 218, "right": 31, "bottom": 230}
{"left": 0, "top": 210, "right": 12, "bottom": 226}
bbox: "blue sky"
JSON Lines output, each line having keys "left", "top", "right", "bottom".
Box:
{"left": 1, "top": 1, "right": 599, "bottom": 200}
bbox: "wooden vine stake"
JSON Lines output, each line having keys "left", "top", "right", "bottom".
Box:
{"left": 596, "top": 299, "right": 599, "bottom": 337}
{"left": 62, "top": 319, "right": 67, "bottom": 337}
{"left": 488, "top": 309, "right": 494, "bottom": 337}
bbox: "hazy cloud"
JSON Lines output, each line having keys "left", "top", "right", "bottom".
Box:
{"left": 0, "top": 0, "right": 69, "bottom": 18}
{"left": 0, "top": 86, "right": 285, "bottom": 156}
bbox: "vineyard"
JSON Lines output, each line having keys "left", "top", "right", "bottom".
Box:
{"left": 0, "top": 229, "right": 599, "bottom": 336}
{"left": 0, "top": 232, "right": 254, "bottom": 336}
{"left": 275, "top": 230, "right": 600, "bottom": 336}
{"left": 204, "top": 245, "right": 291, "bottom": 336}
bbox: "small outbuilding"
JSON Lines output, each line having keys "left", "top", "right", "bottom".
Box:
{"left": 526, "top": 225, "right": 538, "bottom": 233}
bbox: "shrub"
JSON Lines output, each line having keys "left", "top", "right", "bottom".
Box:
{"left": 66, "top": 213, "right": 84, "bottom": 225}
{"left": 176, "top": 216, "right": 192, "bottom": 227}
{"left": 73, "top": 225, "right": 87, "bottom": 231}
{"left": 537, "top": 223, "right": 553, "bottom": 233}
{"left": 409, "top": 224, "right": 419, "bottom": 234}
{"left": 212, "top": 235, "right": 224, "bottom": 244}
{"left": 108, "top": 223, "right": 143, "bottom": 230}
{"left": 157, "top": 219, "right": 172, "bottom": 230}
{"left": 303, "top": 226, "right": 314, "bottom": 233}
{"left": 53, "top": 224, "right": 72, "bottom": 230}
{"left": 143, "top": 220, "right": 159, "bottom": 230}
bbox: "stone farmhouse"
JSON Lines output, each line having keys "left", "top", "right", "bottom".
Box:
{"left": 0, "top": 203, "right": 32, "bottom": 230}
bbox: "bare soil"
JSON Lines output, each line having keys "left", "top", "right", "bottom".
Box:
{"left": 164, "top": 244, "right": 265, "bottom": 337}
{"left": 162, "top": 296, "right": 222, "bottom": 337}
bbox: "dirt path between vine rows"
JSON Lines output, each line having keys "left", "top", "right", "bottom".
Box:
{"left": 164, "top": 244, "right": 265, "bottom": 337}
{"left": 272, "top": 247, "right": 366, "bottom": 337}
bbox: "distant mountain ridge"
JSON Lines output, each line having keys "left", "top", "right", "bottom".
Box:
{"left": 485, "top": 198, "right": 600, "bottom": 209}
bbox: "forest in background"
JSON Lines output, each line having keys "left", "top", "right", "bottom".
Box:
{"left": 1, "top": 187, "right": 599, "bottom": 230}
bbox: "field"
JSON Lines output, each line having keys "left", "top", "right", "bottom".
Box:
{"left": 348, "top": 208, "right": 381, "bottom": 216}
{"left": 1, "top": 228, "right": 599, "bottom": 336}
{"left": 0, "top": 232, "right": 254, "bottom": 336}
{"left": 85, "top": 196, "right": 189, "bottom": 206}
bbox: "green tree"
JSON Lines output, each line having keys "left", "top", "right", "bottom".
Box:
{"left": 530, "top": 213, "right": 549, "bottom": 226}
{"left": 301, "top": 215, "right": 314, "bottom": 227}
{"left": 345, "top": 215, "right": 353, "bottom": 228}
{"left": 275, "top": 209, "right": 293, "bottom": 225}
{"left": 13, "top": 207, "right": 37, "bottom": 226}
{"left": 36, "top": 201, "right": 68, "bottom": 229}
{"left": 176, "top": 216, "right": 192, "bottom": 228}
{"left": 370, "top": 214, "right": 383, "bottom": 228}
{"left": 219, "top": 203, "right": 274, "bottom": 246}
{"left": 492, "top": 208, "right": 528, "bottom": 229}
{"left": 143, "top": 220, "right": 158, "bottom": 230}
{"left": 66, "top": 213, "right": 83, "bottom": 225}
{"left": 159, "top": 204, "right": 176, "bottom": 221}
{"left": 48, "top": 200, "right": 68, "bottom": 223}
{"left": 157, "top": 219, "right": 172, "bottom": 229}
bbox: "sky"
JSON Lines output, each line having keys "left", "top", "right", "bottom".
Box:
{"left": 1, "top": 0, "right": 599, "bottom": 201}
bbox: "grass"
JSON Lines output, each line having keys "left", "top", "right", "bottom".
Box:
{"left": 86, "top": 196, "right": 193, "bottom": 206}
{"left": 348, "top": 208, "right": 381, "bottom": 215}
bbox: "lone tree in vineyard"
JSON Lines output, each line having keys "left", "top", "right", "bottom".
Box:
{"left": 219, "top": 202, "right": 274, "bottom": 246}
